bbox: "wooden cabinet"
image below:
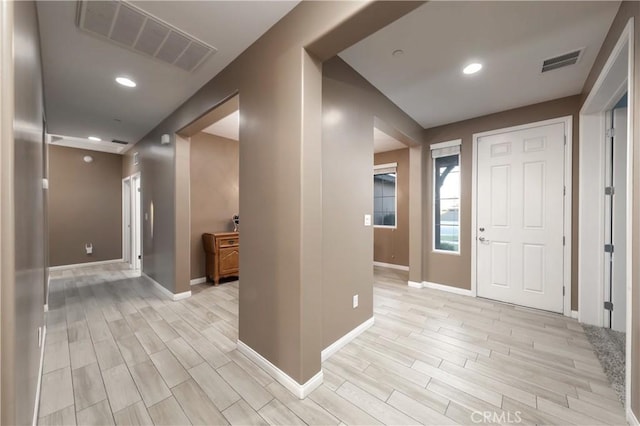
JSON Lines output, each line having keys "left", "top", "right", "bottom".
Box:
{"left": 202, "top": 232, "right": 239, "bottom": 285}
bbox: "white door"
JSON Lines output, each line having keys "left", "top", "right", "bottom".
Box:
{"left": 606, "top": 106, "right": 627, "bottom": 331}
{"left": 476, "top": 122, "right": 566, "bottom": 313}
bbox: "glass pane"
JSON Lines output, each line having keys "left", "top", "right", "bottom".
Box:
{"left": 382, "top": 196, "right": 395, "bottom": 213}
{"left": 374, "top": 175, "right": 383, "bottom": 197}
{"left": 373, "top": 171, "right": 396, "bottom": 226}
{"left": 434, "top": 154, "right": 460, "bottom": 252}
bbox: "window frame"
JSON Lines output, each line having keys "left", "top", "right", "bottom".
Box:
{"left": 373, "top": 162, "right": 398, "bottom": 229}
{"left": 431, "top": 140, "right": 462, "bottom": 255}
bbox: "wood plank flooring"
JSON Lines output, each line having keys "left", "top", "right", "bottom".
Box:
{"left": 38, "top": 263, "right": 626, "bottom": 425}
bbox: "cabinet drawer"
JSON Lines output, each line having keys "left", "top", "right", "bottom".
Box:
{"left": 218, "top": 238, "right": 238, "bottom": 248}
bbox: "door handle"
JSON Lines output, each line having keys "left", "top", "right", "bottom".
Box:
{"left": 478, "top": 236, "right": 490, "bottom": 243}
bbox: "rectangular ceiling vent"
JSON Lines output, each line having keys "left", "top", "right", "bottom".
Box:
{"left": 541, "top": 49, "right": 583, "bottom": 73}
{"left": 77, "top": 1, "right": 217, "bottom": 72}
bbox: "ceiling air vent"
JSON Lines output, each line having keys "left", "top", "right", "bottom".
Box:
{"left": 541, "top": 49, "right": 583, "bottom": 73}
{"left": 111, "top": 139, "right": 129, "bottom": 145}
{"left": 77, "top": 1, "right": 216, "bottom": 72}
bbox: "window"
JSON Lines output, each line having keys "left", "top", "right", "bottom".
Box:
{"left": 373, "top": 163, "right": 397, "bottom": 227}
{"left": 432, "top": 140, "right": 461, "bottom": 253}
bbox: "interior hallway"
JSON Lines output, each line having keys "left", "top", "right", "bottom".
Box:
{"left": 38, "top": 264, "right": 626, "bottom": 425}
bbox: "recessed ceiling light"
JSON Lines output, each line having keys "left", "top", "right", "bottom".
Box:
{"left": 392, "top": 49, "right": 404, "bottom": 57}
{"left": 115, "top": 76, "right": 136, "bottom": 87}
{"left": 463, "top": 63, "right": 483, "bottom": 75}
{"left": 88, "top": 136, "right": 101, "bottom": 141}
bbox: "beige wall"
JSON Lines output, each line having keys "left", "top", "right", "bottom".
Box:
{"left": 189, "top": 133, "right": 239, "bottom": 280}
{"left": 48, "top": 145, "right": 122, "bottom": 266}
{"left": 374, "top": 148, "right": 410, "bottom": 267}
{"left": 121, "top": 1, "right": 423, "bottom": 384}
{"left": 322, "top": 57, "right": 424, "bottom": 348}
{"left": 422, "top": 96, "right": 580, "bottom": 306}
{"left": 581, "top": 1, "right": 639, "bottom": 417}
{"left": 1, "top": 1, "right": 46, "bottom": 423}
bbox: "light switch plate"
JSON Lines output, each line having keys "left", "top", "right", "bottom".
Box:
{"left": 353, "top": 294, "right": 359, "bottom": 308}
{"left": 364, "top": 214, "right": 372, "bottom": 226}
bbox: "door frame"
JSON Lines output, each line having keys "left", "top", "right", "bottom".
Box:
{"left": 471, "top": 115, "right": 573, "bottom": 317}
{"left": 122, "top": 172, "right": 142, "bottom": 271}
{"left": 578, "top": 17, "right": 634, "bottom": 416}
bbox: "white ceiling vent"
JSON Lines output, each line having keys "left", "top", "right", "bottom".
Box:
{"left": 541, "top": 49, "right": 584, "bottom": 73}
{"left": 77, "top": 1, "right": 217, "bottom": 72}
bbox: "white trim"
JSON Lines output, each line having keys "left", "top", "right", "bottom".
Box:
{"left": 430, "top": 139, "right": 462, "bottom": 150}
{"left": 373, "top": 162, "right": 397, "bottom": 171}
{"left": 143, "top": 273, "right": 191, "bottom": 301}
{"left": 321, "top": 317, "right": 374, "bottom": 362}
{"left": 471, "top": 115, "right": 573, "bottom": 317}
{"left": 190, "top": 277, "right": 207, "bottom": 286}
{"left": 237, "top": 340, "right": 323, "bottom": 399}
{"left": 407, "top": 280, "right": 423, "bottom": 288}
{"left": 48, "top": 258, "right": 124, "bottom": 272}
{"left": 423, "top": 281, "right": 473, "bottom": 297}
{"left": 628, "top": 407, "right": 640, "bottom": 426}
{"left": 32, "top": 325, "right": 46, "bottom": 426}
{"left": 373, "top": 261, "right": 409, "bottom": 271}
{"left": 571, "top": 310, "right": 578, "bottom": 319}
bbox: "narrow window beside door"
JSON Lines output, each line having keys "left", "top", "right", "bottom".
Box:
{"left": 373, "top": 163, "right": 397, "bottom": 227}
{"left": 432, "top": 140, "right": 461, "bottom": 253}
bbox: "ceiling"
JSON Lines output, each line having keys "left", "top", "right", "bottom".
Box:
{"left": 374, "top": 127, "right": 406, "bottom": 153}
{"left": 340, "top": 1, "right": 620, "bottom": 129}
{"left": 37, "top": 1, "right": 298, "bottom": 153}
{"left": 202, "top": 110, "right": 239, "bottom": 141}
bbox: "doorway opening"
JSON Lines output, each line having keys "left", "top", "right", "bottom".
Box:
{"left": 605, "top": 94, "right": 628, "bottom": 332}
{"left": 122, "top": 172, "right": 141, "bottom": 272}
{"left": 372, "top": 122, "right": 410, "bottom": 272}
{"left": 177, "top": 94, "right": 240, "bottom": 287}
{"left": 578, "top": 18, "right": 633, "bottom": 411}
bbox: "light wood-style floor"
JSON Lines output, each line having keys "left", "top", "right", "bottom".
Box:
{"left": 38, "top": 263, "right": 627, "bottom": 425}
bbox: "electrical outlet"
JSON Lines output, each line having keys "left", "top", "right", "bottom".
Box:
{"left": 364, "top": 214, "right": 372, "bottom": 226}
{"left": 353, "top": 294, "right": 359, "bottom": 308}
{"left": 85, "top": 243, "right": 93, "bottom": 255}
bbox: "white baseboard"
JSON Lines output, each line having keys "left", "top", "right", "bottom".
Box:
{"left": 373, "top": 261, "right": 409, "bottom": 271}
{"left": 321, "top": 317, "right": 374, "bottom": 362}
{"left": 237, "top": 340, "right": 323, "bottom": 399}
{"left": 49, "top": 258, "right": 124, "bottom": 272}
{"left": 407, "top": 280, "right": 423, "bottom": 289}
{"left": 190, "top": 277, "right": 207, "bottom": 286}
{"left": 143, "top": 273, "right": 191, "bottom": 301}
{"left": 422, "top": 281, "right": 473, "bottom": 296}
{"left": 32, "top": 325, "right": 46, "bottom": 426}
{"left": 628, "top": 408, "right": 640, "bottom": 426}
{"left": 571, "top": 310, "right": 579, "bottom": 319}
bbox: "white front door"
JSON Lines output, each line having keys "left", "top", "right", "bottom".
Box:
{"left": 476, "top": 122, "right": 566, "bottom": 313}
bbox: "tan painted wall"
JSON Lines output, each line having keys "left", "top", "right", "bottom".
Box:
{"left": 374, "top": 148, "right": 410, "bottom": 267}
{"left": 48, "top": 145, "right": 122, "bottom": 266}
{"left": 322, "top": 57, "right": 424, "bottom": 348}
{"left": 121, "top": 1, "right": 423, "bottom": 384}
{"left": 581, "top": 1, "right": 640, "bottom": 417}
{"left": 422, "top": 96, "right": 580, "bottom": 306}
{"left": 1, "top": 1, "right": 46, "bottom": 423}
{"left": 189, "top": 133, "right": 239, "bottom": 281}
